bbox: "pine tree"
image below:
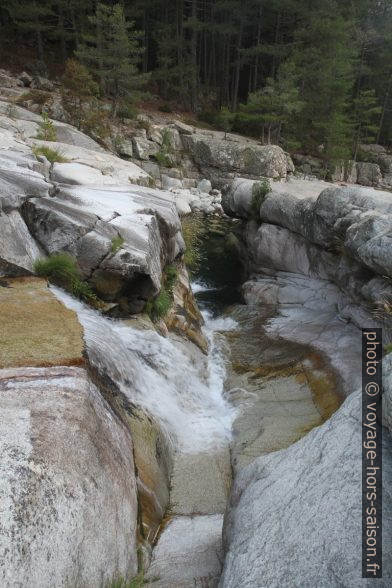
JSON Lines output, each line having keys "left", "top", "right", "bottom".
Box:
{"left": 3, "top": 0, "right": 54, "bottom": 61}
{"left": 238, "top": 61, "right": 303, "bottom": 145}
{"left": 353, "top": 89, "right": 382, "bottom": 158}
{"left": 289, "top": 0, "right": 356, "bottom": 161}
{"left": 216, "top": 107, "right": 235, "bottom": 138}
{"left": 77, "top": 3, "right": 148, "bottom": 115}
{"left": 61, "top": 59, "right": 99, "bottom": 129}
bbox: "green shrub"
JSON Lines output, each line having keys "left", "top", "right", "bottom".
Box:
{"left": 16, "top": 89, "right": 51, "bottom": 106}
{"left": 107, "top": 572, "right": 145, "bottom": 588}
{"left": 251, "top": 179, "right": 271, "bottom": 220}
{"left": 181, "top": 214, "right": 206, "bottom": 274}
{"left": 144, "top": 264, "right": 179, "bottom": 321}
{"left": 111, "top": 235, "right": 125, "bottom": 254}
{"left": 36, "top": 112, "right": 57, "bottom": 141}
{"left": 34, "top": 253, "right": 99, "bottom": 306}
{"left": 197, "top": 109, "right": 218, "bottom": 127}
{"left": 117, "top": 101, "right": 138, "bottom": 120}
{"left": 159, "top": 103, "right": 173, "bottom": 113}
{"left": 70, "top": 278, "right": 99, "bottom": 306}
{"left": 155, "top": 150, "right": 172, "bottom": 167}
{"left": 164, "top": 264, "right": 178, "bottom": 291}
{"left": 32, "top": 146, "right": 68, "bottom": 164}
{"left": 161, "top": 128, "right": 172, "bottom": 150}
{"left": 34, "top": 253, "right": 78, "bottom": 283}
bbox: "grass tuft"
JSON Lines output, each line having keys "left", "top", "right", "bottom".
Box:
{"left": 107, "top": 572, "right": 145, "bottom": 588}
{"left": 144, "top": 264, "right": 179, "bottom": 322}
{"left": 32, "top": 146, "right": 69, "bottom": 164}
{"left": 34, "top": 253, "right": 100, "bottom": 306}
{"left": 111, "top": 235, "right": 125, "bottom": 254}
{"left": 251, "top": 178, "right": 271, "bottom": 220}
{"left": 181, "top": 214, "right": 206, "bottom": 274}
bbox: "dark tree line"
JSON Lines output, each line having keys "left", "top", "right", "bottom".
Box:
{"left": 1, "top": 0, "right": 392, "bottom": 160}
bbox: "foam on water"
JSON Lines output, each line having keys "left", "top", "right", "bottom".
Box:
{"left": 191, "top": 281, "right": 222, "bottom": 294}
{"left": 52, "top": 287, "right": 237, "bottom": 453}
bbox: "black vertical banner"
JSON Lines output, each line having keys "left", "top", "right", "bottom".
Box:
{"left": 362, "top": 329, "right": 383, "bottom": 578}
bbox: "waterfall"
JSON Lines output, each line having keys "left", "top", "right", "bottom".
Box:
{"left": 52, "top": 287, "right": 236, "bottom": 454}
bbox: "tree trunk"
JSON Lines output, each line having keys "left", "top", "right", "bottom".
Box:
{"left": 58, "top": 6, "right": 67, "bottom": 62}
{"left": 377, "top": 73, "right": 392, "bottom": 144}
{"left": 271, "top": 11, "right": 281, "bottom": 78}
{"left": 231, "top": 17, "right": 244, "bottom": 111}
{"left": 254, "top": 10, "right": 262, "bottom": 91}
{"left": 190, "top": 0, "right": 198, "bottom": 112}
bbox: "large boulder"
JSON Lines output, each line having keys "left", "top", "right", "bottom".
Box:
{"left": 345, "top": 213, "right": 392, "bottom": 277}
{"left": 0, "top": 366, "right": 138, "bottom": 588}
{"left": 356, "top": 162, "right": 382, "bottom": 187}
{"left": 0, "top": 280, "right": 139, "bottom": 587}
{"left": 182, "top": 131, "right": 292, "bottom": 178}
{"left": 23, "top": 184, "right": 184, "bottom": 310}
{"left": 220, "top": 390, "right": 392, "bottom": 588}
{"left": 132, "top": 135, "right": 159, "bottom": 160}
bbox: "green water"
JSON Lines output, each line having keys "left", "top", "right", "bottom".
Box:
{"left": 191, "top": 216, "right": 244, "bottom": 316}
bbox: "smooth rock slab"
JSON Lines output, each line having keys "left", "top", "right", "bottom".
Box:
{"left": 30, "top": 140, "right": 149, "bottom": 185}
{"left": 51, "top": 162, "right": 105, "bottom": 185}
{"left": 146, "top": 515, "right": 223, "bottom": 587}
{"left": 220, "top": 391, "right": 392, "bottom": 588}
{"left": 0, "top": 366, "right": 138, "bottom": 588}
{"left": 0, "top": 277, "right": 83, "bottom": 369}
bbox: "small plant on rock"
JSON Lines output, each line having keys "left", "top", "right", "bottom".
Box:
{"left": 144, "top": 264, "right": 179, "bottom": 322}
{"left": 107, "top": 572, "right": 145, "bottom": 588}
{"left": 110, "top": 235, "right": 125, "bottom": 253}
{"left": 36, "top": 112, "right": 57, "bottom": 141}
{"left": 34, "top": 253, "right": 100, "bottom": 307}
{"left": 251, "top": 179, "right": 271, "bottom": 220}
{"left": 32, "top": 146, "right": 68, "bottom": 164}
{"left": 155, "top": 128, "right": 174, "bottom": 168}
{"left": 181, "top": 214, "right": 206, "bottom": 274}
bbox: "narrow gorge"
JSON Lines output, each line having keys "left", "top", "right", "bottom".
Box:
{"left": 0, "top": 87, "right": 391, "bottom": 588}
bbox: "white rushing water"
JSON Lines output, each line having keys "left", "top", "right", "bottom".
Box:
{"left": 52, "top": 287, "right": 236, "bottom": 453}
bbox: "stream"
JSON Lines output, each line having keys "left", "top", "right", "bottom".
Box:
{"left": 53, "top": 215, "right": 343, "bottom": 586}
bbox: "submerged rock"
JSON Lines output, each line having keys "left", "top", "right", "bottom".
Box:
{"left": 146, "top": 515, "right": 224, "bottom": 587}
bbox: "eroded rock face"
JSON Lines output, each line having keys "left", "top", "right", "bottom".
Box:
{"left": 22, "top": 184, "right": 185, "bottom": 311}
{"left": 224, "top": 181, "right": 392, "bottom": 324}
{"left": 220, "top": 391, "right": 392, "bottom": 588}
{"left": 0, "top": 366, "right": 138, "bottom": 588}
